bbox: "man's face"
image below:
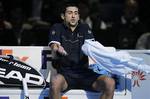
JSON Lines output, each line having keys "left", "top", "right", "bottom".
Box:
{"left": 64, "top": 6, "right": 80, "bottom": 27}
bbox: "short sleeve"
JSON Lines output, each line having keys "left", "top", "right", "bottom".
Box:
{"left": 84, "top": 24, "right": 94, "bottom": 40}
{"left": 48, "top": 24, "right": 61, "bottom": 46}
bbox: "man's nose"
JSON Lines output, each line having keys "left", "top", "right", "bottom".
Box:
{"left": 72, "top": 13, "right": 75, "bottom": 18}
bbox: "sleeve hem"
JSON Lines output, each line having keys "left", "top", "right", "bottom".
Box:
{"left": 48, "top": 41, "right": 61, "bottom": 46}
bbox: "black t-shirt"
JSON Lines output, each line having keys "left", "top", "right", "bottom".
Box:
{"left": 49, "top": 23, "right": 94, "bottom": 70}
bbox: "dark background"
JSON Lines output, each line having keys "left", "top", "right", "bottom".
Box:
{"left": 0, "top": 0, "right": 150, "bottom": 49}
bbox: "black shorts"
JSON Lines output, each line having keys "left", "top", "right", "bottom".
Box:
{"left": 58, "top": 66, "right": 101, "bottom": 91}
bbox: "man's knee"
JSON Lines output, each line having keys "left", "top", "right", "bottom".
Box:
{"left": 51, "top": 74, "right": 67, "bottom": 91}
{"left": 93, "top": 76, "right": 115, "bottom": 91}
{"left": 105, "top": 77, "right": 115, "bottom": 92}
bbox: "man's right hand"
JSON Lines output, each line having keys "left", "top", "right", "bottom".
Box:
{"left": 51, "top": 44, "right": 68, "bottom": 56}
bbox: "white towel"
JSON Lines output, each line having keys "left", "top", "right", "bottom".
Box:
{"left": 82, "top": 40, "right": 150, "bottom": 76}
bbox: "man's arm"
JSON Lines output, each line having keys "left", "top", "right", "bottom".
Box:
{"left": 50, "top": 43, "right": 59, "bottom": 52}
{"left": 48, "top": 24, "right": 67, "bottom": 56}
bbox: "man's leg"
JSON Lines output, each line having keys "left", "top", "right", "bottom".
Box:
{"left": 92, "top": 76, "right": 115, "bottom": 99}
{"left": 50, "top": 74, "right": 68, "bottom": 99}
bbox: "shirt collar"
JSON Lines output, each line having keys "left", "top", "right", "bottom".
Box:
{"left": 62, "top": 22, "right": 80, "bottom": 32}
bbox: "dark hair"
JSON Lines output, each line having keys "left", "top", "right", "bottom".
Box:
{"left": 61, "top": 2, "right": 79, "bottom": 14}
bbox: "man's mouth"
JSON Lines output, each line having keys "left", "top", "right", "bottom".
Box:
{"left": 71, "top": 19, "right": 75, "bottom": 22}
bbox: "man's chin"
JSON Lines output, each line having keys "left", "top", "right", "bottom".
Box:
{"left": 69, "top": 23, "right": 78, "bottom": 27}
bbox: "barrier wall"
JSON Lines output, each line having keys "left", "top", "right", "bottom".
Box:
{"left": 0, "top": 46, "right": 150, "bottom": 99}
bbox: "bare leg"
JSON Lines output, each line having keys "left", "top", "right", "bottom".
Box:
{"left": 92, "top": 76, "right": 115, "bottom": 99}
{"left": 50, "top": 74, "right": 68, "bottom": 99}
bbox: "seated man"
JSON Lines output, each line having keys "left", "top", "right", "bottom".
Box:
{"left": 48, "top": 2, "right": 115, "bottom": 99}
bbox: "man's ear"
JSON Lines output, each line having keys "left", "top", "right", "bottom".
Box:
{"left": 61, "top": 13, "right": 64, "bottom": 20}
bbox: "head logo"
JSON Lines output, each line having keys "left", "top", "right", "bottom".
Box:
{"left": 132, "top": 70, "right": 146, "bottom": 87}
{"left": 0, "top": 49, "right": 29, "bottom": 62}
